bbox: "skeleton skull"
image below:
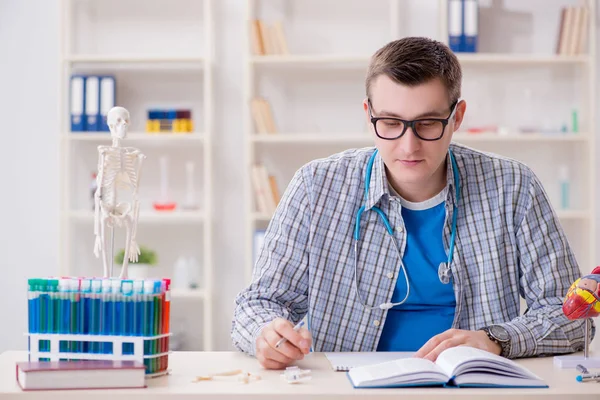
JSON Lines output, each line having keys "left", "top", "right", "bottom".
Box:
{"left": 107, "top": 106, "right": 130, "bottom": 139}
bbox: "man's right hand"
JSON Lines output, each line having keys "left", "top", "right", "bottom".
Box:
{"left": 255, "top": 318, "right": 312, "bottom": 370}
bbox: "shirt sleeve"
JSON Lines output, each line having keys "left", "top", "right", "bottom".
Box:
{"left": 499, "top": 171, "right": 591, "bottom": 358}
{"left": 230, "top": 167, "right": 312, "bottom": 356}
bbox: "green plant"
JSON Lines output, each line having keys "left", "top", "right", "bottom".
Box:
{"left": 114, "top": 245, "right": 157, "bottom": 265}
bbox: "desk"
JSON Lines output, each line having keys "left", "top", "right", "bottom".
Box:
{"left": 0, "top": 350, "right": 599, "bottom": 399}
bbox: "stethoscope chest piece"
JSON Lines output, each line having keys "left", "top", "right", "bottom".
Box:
{"left": 438, "top": 262, "right": 452, "bottom": 284}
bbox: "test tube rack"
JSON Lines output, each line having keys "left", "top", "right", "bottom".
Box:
{"left": 26, "top": 277, "right": 172, "bottom": 377}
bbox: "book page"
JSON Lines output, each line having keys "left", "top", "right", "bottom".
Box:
{"left": 435, "top": 346, "right": 541, "bottom": 381}
{"left": 348, "top": 357, "right": 448, "bottom": 387}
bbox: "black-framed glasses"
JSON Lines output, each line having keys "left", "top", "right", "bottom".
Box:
{"left": 368, "top": 99, "right": 460, "bottom": 141}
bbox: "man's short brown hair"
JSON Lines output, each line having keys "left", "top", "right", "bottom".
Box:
{"left": 366, "top": 37, "right": 462, "bottom": 104}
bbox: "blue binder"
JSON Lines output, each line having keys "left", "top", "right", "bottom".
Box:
{"left": 85, "top": 75, "right": 100, "bottom": 131}
{"left": 462, "top": 0, "right": 478, "bottom": 52}
{"left": 99, "top": 75, "right": 116, "bottom": 132}
{"left": 448, "top": 0, "right": 463, "bottom": 52}
{"left": 70, "top": 75, "right": 86, "bottom": 132}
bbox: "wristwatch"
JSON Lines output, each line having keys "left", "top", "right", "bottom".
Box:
{"left": 481, "top": 325, "right": 511, "bottom": 357}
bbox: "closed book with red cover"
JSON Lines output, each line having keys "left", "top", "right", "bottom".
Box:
{"left": 16, "top": 360, "right": 146, "bottom": 391}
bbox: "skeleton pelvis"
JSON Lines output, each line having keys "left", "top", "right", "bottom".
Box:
{"left": 103, "top": 202, "right": 133, "bottom": 221}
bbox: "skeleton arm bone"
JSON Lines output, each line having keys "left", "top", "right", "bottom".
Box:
{"left": 93, "top": 147, "right": 107, "bottom": 258}
{"left": 128, "top": 152, "right": 147, "bottom": 262}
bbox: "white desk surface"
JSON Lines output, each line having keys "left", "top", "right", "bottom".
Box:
{"left": 2, "top": 350, "right": 600, "bottom": 399}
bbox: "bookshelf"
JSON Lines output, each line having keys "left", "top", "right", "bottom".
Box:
{"left": 58, "top": 0, "right": 214, "bottom": 351}
{"left": 243, "top": 0, "right": 597, "bottom": 302}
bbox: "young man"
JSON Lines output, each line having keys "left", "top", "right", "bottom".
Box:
{"left": 231, "top": 37, "right": 588, "bottom": 370}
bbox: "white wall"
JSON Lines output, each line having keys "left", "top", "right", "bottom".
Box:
{"left": 0, "top": 0, "right": 599, "bottom": 353}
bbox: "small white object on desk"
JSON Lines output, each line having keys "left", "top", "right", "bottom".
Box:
{"left": 280, "top": 366, "right": 311, "bottom": 384}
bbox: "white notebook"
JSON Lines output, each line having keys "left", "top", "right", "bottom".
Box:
{"left": 324, "top": 352, "right": 414, "bottom": 371}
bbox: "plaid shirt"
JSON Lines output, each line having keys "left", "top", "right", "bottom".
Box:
{"left": 232, "top": 143, "right": 589, "bottom": 358}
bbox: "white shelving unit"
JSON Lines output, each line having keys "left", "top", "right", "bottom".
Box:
{"left": 243, "top": 0, "right": 596, "bottom": 283}
{"left": 58, "top": 0, "right": 214, "bottom": 351}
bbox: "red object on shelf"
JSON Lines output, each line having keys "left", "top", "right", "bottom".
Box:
{"left": 153, "top": 202, "right": 177, "bottom": 211}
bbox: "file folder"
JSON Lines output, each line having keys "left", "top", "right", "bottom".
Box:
{"left": 85, "top": 76, "right": 100, "bottom": 131}
{"left": 70, "top": 75, "right": 86, "bottom": 132}
{"left": 99, "top": 75, "right": 116, "bottom": 132}
{"left": 463, "top": 0, "right": 478, "bottom": 52}
{"left": 448, "top": 0, "right": 463, "bottom": 52}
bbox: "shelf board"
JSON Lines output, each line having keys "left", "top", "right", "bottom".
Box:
{"left": 250, "top": 54, "right": 370, "bottom": 66}
{"left": 557, "top": 210, "right": 590, "bottom": 220}
{"left": 252, "top": 212, "right": 271, "bottom": 222}
{"left": 250, "top": 54, "right": 589, "bottom": 67}
{"left": 251, "top": 133, "right": 371, "bottom": 144}
{"left": 249, "top": 132, "right": 587, "bottom": 144}
{"left": 66, "top": 132, "right": 205, "bottom": 143}
{"left": 453, "top": 132, "right": 588, "bottom": 143}
{"left": 67, "top": 54, "right": 205, "bottom": 63}
{"left": 171, "top": 288, "right": 205, "bottom": 299}
{"left": 457, "top": 53, "right": 590, "bottom": 65}
{"left": 68, "top": 210, "right": 205, "bottom": 223}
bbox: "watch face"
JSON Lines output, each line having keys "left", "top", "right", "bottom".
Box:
{"left": 490, "top": 325, "right": 510, "bottom": 342}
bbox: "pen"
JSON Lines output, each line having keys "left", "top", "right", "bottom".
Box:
{"left": 576, "top": 373, "right": 600, "bottom": 382}
{"left": 275, "top": 320, "right": 305, "bottom": 349}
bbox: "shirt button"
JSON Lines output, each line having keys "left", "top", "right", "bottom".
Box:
{"left": 396, "top": 226, "right": 404, "bottom": 233}
{"left": 374, "top": 320, "right": 381, "bottom": 327}
{"left": 387, "top": 272, "right": 394, "bottom": 279}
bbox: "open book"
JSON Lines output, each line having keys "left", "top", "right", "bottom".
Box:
{"left": 347, "top": 346, "right": 548, "bottom": 388}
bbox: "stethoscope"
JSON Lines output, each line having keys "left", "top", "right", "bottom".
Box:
{"left": 353, "top": 149, "right": 460, "bottom": 311}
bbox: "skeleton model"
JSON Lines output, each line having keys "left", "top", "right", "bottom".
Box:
{"left": 93, "top": 106, "right": 146, "bottom": 279}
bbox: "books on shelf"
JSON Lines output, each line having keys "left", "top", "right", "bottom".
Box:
{"left": 556, "top": 6, "right": 589, "bottom": 56}
{"left": 347, "top": 346, "right": 547, "bottom": 389}
{"left": 250, "top": 19, "right": 289, "bottom": 56}
{"left": 251, "top": 163, "right": 280, "bottom": 215}
{"left": 251, "top": 97, "right": 277, "bottom": 134}
{"left": 16, "top": 360, "right": 146, "bottom": 391}
{"left": 448, "top": 0, "right": 478, "bottom": 53}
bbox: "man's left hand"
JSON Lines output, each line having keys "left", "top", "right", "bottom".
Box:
{"left": 414, "top": 329, "right": 501, "bottom": 361}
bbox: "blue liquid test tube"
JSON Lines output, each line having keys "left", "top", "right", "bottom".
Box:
{"left": 101, "top": 279, "right": 112, "bottom": 354}
{"left": 58, "top": 278, "right": 69, "bottom": 353}
{"left": 133, "top": 280, "right": 144, "bottom": 337}
{"left": 80, "top": 278, "right": 91, "bottom": 353}
{"left": 122, "top": 280, "right": 134, "bottom": 355}
{"left": 69, "top": 278, "right": 80, "bottom": 355}
{"left": 122, "top": 280, "right": 133, "bottom": 336}
{"left": 111, "top": 279, "right": 121, "bottom": 338}
{"left": 90, "top": 279, "right": 102, "bottom": 353}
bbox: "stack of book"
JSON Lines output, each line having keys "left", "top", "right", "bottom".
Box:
{"left": 250, "top": 19, "right": 289, "bottom": 56}
{"left": 251, "top": 164, "right": 280, "bottom": 215}
{"left": 250, "top": 97, "right": 277, "bottom": 134}
{"left": 556, "top": 6, "right": 589, "bottom": 56}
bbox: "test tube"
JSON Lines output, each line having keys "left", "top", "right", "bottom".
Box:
{"left": 133, "top": 280, "right": 144, "bottom": 337}
{"left": 90, "top": 279, "right": 102, "bottom": 353}
{"left": 111, "top": 279, "right": 121, "bottom": 338}
{"left": 69, "top": 278, "right": 80, "bottom": 355}
{"left": 80, "top": 278, "right": 91, "bottom": 353}
{"left": 101, "top": 279, "right": 112, "bottom": 354}
{"left": 47, "top": 280, "right": 58, "bottom": 352}
{"left": 58, "top": 278, "right": 69, "bottom": 353}
{"left": 122, "top": 280, "right": 134, "bottom": 355}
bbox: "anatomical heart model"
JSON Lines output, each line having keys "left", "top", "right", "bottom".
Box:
{"left": 563, "top": 266, "right": 600, "bottom": 320}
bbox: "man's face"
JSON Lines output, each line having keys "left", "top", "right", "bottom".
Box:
{"left": 364, "top": 75, "right": 465, "bottom": 189}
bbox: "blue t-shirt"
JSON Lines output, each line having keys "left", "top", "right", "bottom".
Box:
{"left": 377, "top": 187, "right": 456, "bottom": 352}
